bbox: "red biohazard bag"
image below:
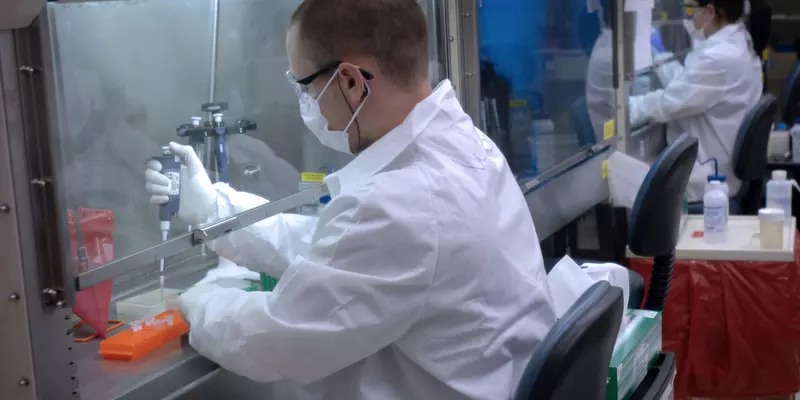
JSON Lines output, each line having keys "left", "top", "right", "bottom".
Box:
{"left": 68, "top": 208, "right": 116, "bottom": 338}
{"left": 629, "top": 236, "right": 800, "bottom": 399}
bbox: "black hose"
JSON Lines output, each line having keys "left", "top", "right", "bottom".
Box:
{"left": 643, "top": 250, "right": 676, "bottom": 311}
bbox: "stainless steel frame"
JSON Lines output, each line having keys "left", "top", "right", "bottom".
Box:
{"left": 0, "top": 3, "right": 77, "bottom": 399}
{"left": 76, "top": 183, "right": 328, "bottom": 291}
{"left": 455, "top": 0, "right": 629, "bottom": 239}
{"left": 526, "top": 148, "right": 612, "bottom": 240}
{"left": 445, "top": 0, "right": 480, "bottom": 121}
{"left": 614, "top": 0, "right": 632, "bottom": 154}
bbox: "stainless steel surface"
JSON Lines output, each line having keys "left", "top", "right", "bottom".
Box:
{"left": 17, "top": 13, "right": 72, "bottom": 311}
{"left": 0, "top": 22, "right": 77, "bottom": 400}
{"left": 445, "top": 0, "right": 466, "bottom": 102}
{"left": 526, "top": 148, "right": 612, "bottom": 240}
{"left": 76, "top": 261, "right": 218, "bottom": 400}
{"left": 630, "top": 122, "right": 667, "bottom": 163}
{"left": 76, "top": 337, "right": 218, "bottom": 400}
{"left": 521, "top": 143, "right": 611, "bottom": 192}
{"left": 614, "top": 0, "right": 630, "bottom": 154}
{"left": 623, "top": 10, "right": 635, "bottom": 81}
{"left": 190, "top": 183, "right": 328, "bottom": 244}
{"left": 454, "top": 0, "right": 480, "bottom": 122}
{"left": 0, "top": 29, "right": 39, "bottom": 400}
{"left": 208, "top": 0, "right": 220, "bottom": 104}
{"left": 423, "top": 0, "right": 449, "bottom": 85}
{"left": 0, "top": 0, "right": 45, "bottom": 29}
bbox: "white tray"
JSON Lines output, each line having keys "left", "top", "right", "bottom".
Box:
{"left": 628, "top": 216, "right": 795, "bottom": 262}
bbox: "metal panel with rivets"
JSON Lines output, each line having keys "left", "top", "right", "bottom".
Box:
{"left": 0, "top": 4, "right": 78, "bottom": 399}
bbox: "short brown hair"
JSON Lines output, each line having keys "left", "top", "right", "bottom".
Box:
{"left": 290, "top": 0, "right": 428, "bottom": 87}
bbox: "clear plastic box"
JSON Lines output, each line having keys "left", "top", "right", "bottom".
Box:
{"left": 116, "top": 288, "right": 182, "bottom": 320}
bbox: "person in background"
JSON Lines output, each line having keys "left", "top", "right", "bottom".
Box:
{"left": 145, "top": 0, "right": 556, "bottom": 398}
{"left": 629, "top": 0, "right": 762, "bottom": 202}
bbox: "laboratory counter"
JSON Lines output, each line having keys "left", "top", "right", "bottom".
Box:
{"left": 75, "top": 334, "right": 217, "bottom": 400}
{"left": 75, "top": 258, "right": 221, "bottom": 400}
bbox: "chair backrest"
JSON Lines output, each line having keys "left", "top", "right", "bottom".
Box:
{"left": 570, "top": 97, "right": 598, "bottom": 148}
{"left": 733, "top": 93, "right": 778, "bottom": 182}
{"left": 514, "top": 281, "right": 624, "bottom": 400}
{"left": 628, "top": 134, "right": 698, "bottom": 257}
{"left": 779, "top": 61, "right": 800, "bottom": 125}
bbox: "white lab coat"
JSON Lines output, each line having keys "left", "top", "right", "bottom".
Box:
{"left": 586, "top": 28, "right": 615, "bottom": 143}
{"left": 184, "top": 80, "right": 557, "bottom": 399}
{"left": 630, "top": 22, "right": 763, "bottom": 201}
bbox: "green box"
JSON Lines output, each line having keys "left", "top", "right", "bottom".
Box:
{"left": 259, "top": 272, "right": 279, "bottom": 291}
{"left": 606, "top": 309, "right": 663, "bottom": 400}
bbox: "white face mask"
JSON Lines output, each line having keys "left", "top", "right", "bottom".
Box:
{"left": 296, "top": 69, "right": 370, "bottom": 154}
{"left": 684, "top": 10, "right": 712, "bottom": 41}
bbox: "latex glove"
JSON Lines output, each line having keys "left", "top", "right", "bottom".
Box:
{"left": 145, "top": 142, "right": 217, "bottom": 226}
{"left": 197, "top": 257, "right": 259, "bottom": 287}
{"left": 628, "top": 96, "right": 651, "bottom": 129}
{"left": 166, "top": 283, "right": 223, "bottom": 321}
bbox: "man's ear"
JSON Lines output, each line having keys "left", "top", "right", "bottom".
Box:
{"left": 338, "top": 64, "right": 366, "bottom": 100}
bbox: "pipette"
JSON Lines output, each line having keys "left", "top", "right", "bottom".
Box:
{"left": 149, "top": 146, "right": 181, "bottom": 301}
{"left": 212, "top": 112, "right": 230, "bottom": 183}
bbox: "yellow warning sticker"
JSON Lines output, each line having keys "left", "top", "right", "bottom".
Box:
{"left": 301, "top": 172, "right": 326, "bottom": 183}
{"left": 601, "top": 160, "right": 608, "bottom": 179}
{"left": 509, "top": 99, "right": 528, "bottom": 108}
{"left": 661, "top": 11, "right": 668, "bottom": 21}
{"left": 603, "top": 119, "right": 615, "bottom": 141}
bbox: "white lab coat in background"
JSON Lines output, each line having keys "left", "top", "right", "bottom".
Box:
{"left": 629, "top": 22, "right": 763, "bottom": 201}
{"left": 184, "top": 80, "right": 557, "bottom": 399}
{"left": 586, "top": 28, "right": 615, "bottom": 143}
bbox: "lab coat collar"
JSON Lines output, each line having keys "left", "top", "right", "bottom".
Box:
{"left": 700, "top": 21, "right": 747, "bottom": 49}
{"left": 325, "top": 80, "right": 456, "bottom": 196}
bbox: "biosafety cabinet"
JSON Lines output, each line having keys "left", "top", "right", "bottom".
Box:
{"left": 0, "top": 0, "right": 661, "bottom": 398}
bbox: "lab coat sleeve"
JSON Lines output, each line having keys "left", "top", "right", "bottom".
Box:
{"left": 629, "top": 52, "right": 727, "bottom": 127}
{"left": 205, "top": 183, "right": 319, "bottom": 279}
{"left": 186, "top": 182, "right": 436, "bottom": 384}
{"left": 653, "top": 52, "right": 684, "bottom": 87}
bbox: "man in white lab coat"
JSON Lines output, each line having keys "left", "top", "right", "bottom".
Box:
{"left": 629, "top": 0, "right": 763, "bottom": 201}
{"left": 145, "top": 0, "right": 556, "bottom": 398}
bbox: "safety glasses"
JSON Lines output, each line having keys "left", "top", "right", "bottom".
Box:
{"left": 287, "top": 61, "right": 374, "bottom": 99}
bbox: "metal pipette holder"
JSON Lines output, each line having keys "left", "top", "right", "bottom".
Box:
{"left": 176, "top": 101, "right": 257, "bottom": 256}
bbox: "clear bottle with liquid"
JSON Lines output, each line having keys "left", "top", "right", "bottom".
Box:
{"left": 703, "top": 181, "right": 728, "bottom": 244}
{"left": 766, "top": 170, "right": 792, "bottom": 222}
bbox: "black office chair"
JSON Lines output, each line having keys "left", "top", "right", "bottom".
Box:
{"left": 545, "top": 135, "right": 697, "bottom": 310}
{"left": 778, "top": 61, "right": 800, "bottom": 125}
{"left": 730, "top": 93, "right": 778, "bottom": 215}
{"left": 629, "top": 134, "right": 698, "bottom": 311}
{"left": 570, "top": 97, "right": 598, "bottom": 148}
{"left": 514, "top": 281, "right": 624, "bottom": 400}
{"left": 686, "top": 93, "right": 777, "bottom": 215}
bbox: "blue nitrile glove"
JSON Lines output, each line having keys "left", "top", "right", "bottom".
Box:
{"left": 651, "top": 28, "right": 665, "bottom": 53}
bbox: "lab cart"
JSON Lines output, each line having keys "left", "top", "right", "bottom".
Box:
{"left": 0, "top": 0, "right": 653, "bottom": 398}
